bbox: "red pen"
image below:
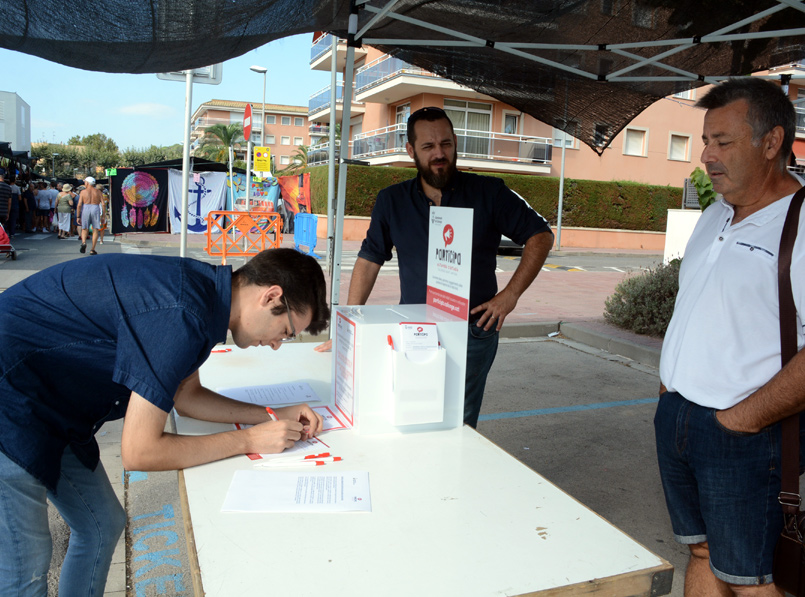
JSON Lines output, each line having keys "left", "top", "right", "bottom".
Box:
{"left": 265, "top": 407, "right": 279, "bottom": 421}
{"left": 387, "top": 335, "right": 395, "bottom": 349}
{"left": 211, "top": 348, "right": 231, "bottom": 353}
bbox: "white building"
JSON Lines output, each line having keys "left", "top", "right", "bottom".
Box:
{"left": 0, "top": 91, "right": 31, "bottom": 153}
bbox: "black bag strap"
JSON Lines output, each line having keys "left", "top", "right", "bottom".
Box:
{"left": 778, "top": 186, "right": 805, "bottom": 515}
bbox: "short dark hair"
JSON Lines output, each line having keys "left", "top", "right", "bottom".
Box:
{"left": 407, "top": 106, "right": 454, "bottom": 144}
{"left": 696, "top": 78, "right": 795, "bottom": 166}
{"left": 232, "top": 248, "right": 330, "bottom": 335}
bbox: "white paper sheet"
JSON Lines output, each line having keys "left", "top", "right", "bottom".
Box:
{"left": 219, "top": 382, "right": 321, "bottom": 406}
{"left": 222, "top": 471, "right": 371, "bottom": 513}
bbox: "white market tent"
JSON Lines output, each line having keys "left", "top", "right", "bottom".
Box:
{"left": 4, "top": 0, "right": 805, "bottom": 312}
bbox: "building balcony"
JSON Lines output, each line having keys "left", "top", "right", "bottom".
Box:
{"left": 310, "top": 33, "right": 367, "bottom": 72}
{"left": 349, "top": 124, "right": 552, "bottom": 173}
{"left": 309, "top": 123, "right": 331, "bottom": 138}
{"left": 308, "top": 82, "right": 365, "bottom": 124}
{"left": 355, "top": 54, "right": 494, "bottom": 105}
{"left": 308, "top": 140, "right": 345, "bottom": 167}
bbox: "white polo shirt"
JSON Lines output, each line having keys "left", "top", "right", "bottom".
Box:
{"left": 660, "top": 193, "right": 805, "bottom": 410}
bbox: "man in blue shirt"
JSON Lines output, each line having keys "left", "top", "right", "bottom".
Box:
{"left": 0, "top": 248, "right": 329, "bottom": 595}
{"left": 319, "top": 107, "right": 553, "bottom": 427}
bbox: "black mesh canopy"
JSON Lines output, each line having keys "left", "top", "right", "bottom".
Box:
{"left": 3, "top": 0, "right": 805, "bottom": 152}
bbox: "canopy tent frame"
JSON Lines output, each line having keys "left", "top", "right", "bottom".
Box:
{"left": 325, "top": 0, "right": 805, "bottom": 319}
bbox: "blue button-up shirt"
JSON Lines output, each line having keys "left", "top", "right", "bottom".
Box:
{"left": 0, "top": 254, "right": 231, "bottom": 491}
{"left": 358, "top": 171, "right": 551, "bottom": 311}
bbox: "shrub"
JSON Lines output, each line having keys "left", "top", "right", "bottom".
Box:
{"left": 603, "top": 259, "right": 681, "bottom": 337}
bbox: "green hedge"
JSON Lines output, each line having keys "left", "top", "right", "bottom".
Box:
{"left": 306, "top": 165, "right": 682, "bottom": 232}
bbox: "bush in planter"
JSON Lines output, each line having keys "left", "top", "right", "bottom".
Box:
{"left": 603, "top": 259, "right": 681, "bottom": 337}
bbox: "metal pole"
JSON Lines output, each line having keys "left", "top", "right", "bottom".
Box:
{"left": 331, "top": 14, "right": 358, "bottom": 310}
{"left": 180, "top": 70, "right": 193, "bottom": 258}
{"left": 556, "top": 131, "right": 566, "bottom": 251}
{"left": 326, "top": 35, "right": 338, "bottom": 276}
{"left": 261, "top": 72, "right": 266, "bottom": 148}
{"left": 246, "top": 140, "right": 252, "bottom": 212}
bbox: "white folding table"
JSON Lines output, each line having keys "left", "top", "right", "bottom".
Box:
{"left": 175, "top": 344, "right": 672, "bottom": 596}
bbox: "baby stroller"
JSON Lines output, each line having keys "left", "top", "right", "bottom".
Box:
{"left": 0, "top": 225, "right": 16, "bottom": 260}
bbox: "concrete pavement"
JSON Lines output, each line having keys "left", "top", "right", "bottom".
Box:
{"left": 45, "top": 231, "right": 668, "bottom": 596}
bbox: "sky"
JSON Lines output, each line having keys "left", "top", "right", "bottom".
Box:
{"left": 1, "top": 34, "right": 332, "bottom": 150}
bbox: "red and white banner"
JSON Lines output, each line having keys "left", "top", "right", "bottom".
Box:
{"left": 426, "top": 206, "right": 473, "bottom": 319}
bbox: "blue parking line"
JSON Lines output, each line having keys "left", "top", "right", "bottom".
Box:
{"left": 479, "top": 397, "right": 659, "bottom": 422}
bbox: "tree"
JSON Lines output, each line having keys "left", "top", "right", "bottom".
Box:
{"left": 68, "top": 133, "right": 119, "bottom": 154}
{"left": 121, "top": 144, "right": 183, "bottom": 167}
{"left": 197, "top": 124, "right": 244, "bottom": 163}
{"left": 276, "top": 145, "right": 308, "bottom": 175}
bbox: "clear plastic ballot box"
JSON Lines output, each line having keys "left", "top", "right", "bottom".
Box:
{"left": 331, "top": 304, "right": 467, "bottom": 434}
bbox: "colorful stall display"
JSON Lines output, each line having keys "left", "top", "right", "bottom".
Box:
{"left": 110, "top": 169, "right": 169, "bottom": 234}
{"left": 168, "top": 170, "right": 228, "bottom": 234}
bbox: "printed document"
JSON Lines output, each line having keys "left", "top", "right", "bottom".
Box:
{"left": 219, "top": 382, "right": 321, "bottom": 406}
{"left": 222, "top": 471, "right": 372, "bottom": 513}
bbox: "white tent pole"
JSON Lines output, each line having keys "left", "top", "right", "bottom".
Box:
{"left": 180, "top": 70, "right": 193, "bottom": 258}
{"left": 331, "top": 12, "right": 358, "bottom": 311}
{"left": 556, "top": 131, "right": 566, "bottom": 251}
{"left": 326, "top": 35, "right": 338, "bottom": 280}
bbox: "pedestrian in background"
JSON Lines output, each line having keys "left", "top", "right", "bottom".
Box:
{"left": 55, "top": 184, "right": 74, "bottom": 239}
{"left": 0, "top": 174, "right": 11, "bottom": 235}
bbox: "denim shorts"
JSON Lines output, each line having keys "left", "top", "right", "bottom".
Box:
{"left": 654, "top": 391, "right": 801, "bottom": 585}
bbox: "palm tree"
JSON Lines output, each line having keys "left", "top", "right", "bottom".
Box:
{"left": 198, "top": 123, "right": 244, "bottom": 163}
{"left": 276, "top": 144, "right": 309, "bottom": 175}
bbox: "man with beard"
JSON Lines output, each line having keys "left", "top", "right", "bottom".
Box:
{"left": 318, "top": 107, "right": 553, "bottom": 427}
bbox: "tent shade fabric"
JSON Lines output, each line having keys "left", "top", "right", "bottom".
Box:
{"left": 3, "top": 1, "right": 805, "bottom": 151}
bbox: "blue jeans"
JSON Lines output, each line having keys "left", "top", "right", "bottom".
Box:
{"left": 0, "top": 446, "right": 126, "bottom": 596}
{"left": 464, "top": 323, "right": 499, "bottom": 428}
{"left": 655, "top": 391, "right": 805, "bottom": 585}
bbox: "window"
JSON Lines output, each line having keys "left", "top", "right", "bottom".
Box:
{"left": 266, "top": 115, "right": 276, "bottom": 125}
{"left": 294, "top": 117, "right": 304, "bottom": 126}
{"left": 294, "top": 137, "right": 303, "bottom": 146}
{"left": 552, "top": 127, "right": 578, "bottom": 149}
{"left": 633, "top": 3, "right": 655, "bottom": 28}
{"left": 594, "top": 123, "right": 610, "bottom": 147}
{"left": 281, "top": 136, "right": 290, "bottom": 145}
{"left": 281, "top": 116, "right": 291, "bottom": 126}
{"left": 266, "top": 135, "right": 276, "bottom": 145}
{"left": 623, "top": 127, "right": 648, "bottom": 157}
{"left": 280, "top": 155, "right": 290, "bottom": 165}
{"left": 443, "top": 99, "right": 492, "bottom": 156}
{"left": 668, "top": 133, "right": 691, "bottom": 161}
{"left": 673, "top": 88, "right": 696, "bottom": 101}
{"left": 395, "top": 103, "right": 410, "bottom": 148}
{"left": 503, "top": 113, "right": 519, "bottom": 135}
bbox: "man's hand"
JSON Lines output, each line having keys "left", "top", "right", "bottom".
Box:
{"left": 274, "top": 403, "right": 324, "bottom": 439}
{"left": 314, "top": 339, "right": 332, "bottom": 352}
{"left": 714, "top": 407, "right": 760, "bottom": 434}
{"left": 244, "top": 419, "right": 307, "bottom": 454}
{"left": 470, "top": 288, "right": 518, "bottom": 331}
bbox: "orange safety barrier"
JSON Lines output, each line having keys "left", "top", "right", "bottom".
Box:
{"left": 205, "top": 211, "right": 283, "bottom": 265}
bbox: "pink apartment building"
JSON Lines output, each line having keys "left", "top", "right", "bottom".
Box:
{"left": 189, "top": 100, "right": 313, "bottom": 169}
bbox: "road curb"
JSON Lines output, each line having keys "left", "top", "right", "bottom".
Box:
{"left": 559, "top": 322, "right": 661, "bottom": 368}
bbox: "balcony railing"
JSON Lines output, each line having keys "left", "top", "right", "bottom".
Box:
{"left": 309, "top": 123, "right": 331, "bottom": 136}
{"left": 351, "top": 124, "right": 552, "bottom": 164}
{"left": 309, "top": 82, "right": 350, "bottom": 114}
{"left": 310, "top": 33, "right": 334, "bottom": 64}
{"left": 355, "top": 55, "right": 447, "bottom": 95}
{"left": 796, "top": 106, "right": 805, "bottom": 134}
{"left": 308, "top": 140, "right": 344, "bottom": 167}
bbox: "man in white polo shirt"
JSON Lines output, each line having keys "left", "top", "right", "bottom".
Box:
{"left": 657, "top": 77, "right": 805, "bottom": 596}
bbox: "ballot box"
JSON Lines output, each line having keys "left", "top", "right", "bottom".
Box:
{"left": 331, "top": 303, "right": 467, "bottom": 434}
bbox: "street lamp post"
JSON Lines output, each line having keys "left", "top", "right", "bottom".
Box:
{"left": 52, "top": 153, "right": 59, "bottom": 178}
{"left": 249, "top": 65, "right": 267, "bottom": 148}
